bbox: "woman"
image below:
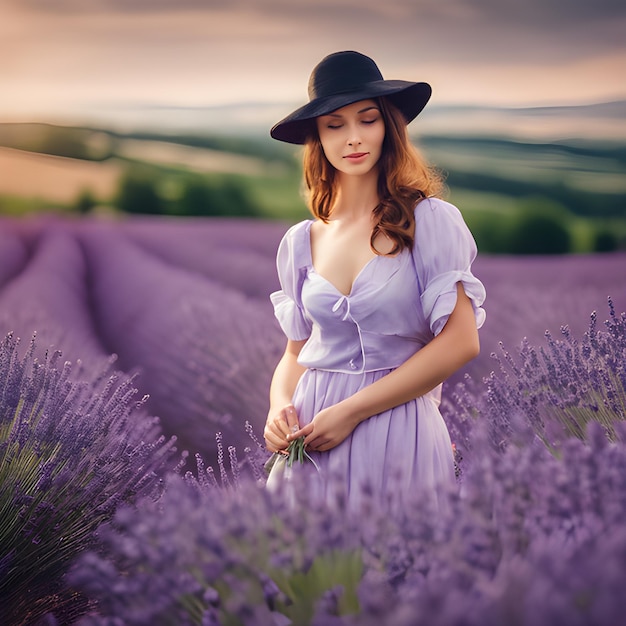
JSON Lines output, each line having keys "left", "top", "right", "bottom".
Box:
{"left": 264, "top": 51, "right": 486, "bottom": 506}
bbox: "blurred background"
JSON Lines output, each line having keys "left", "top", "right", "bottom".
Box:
{"left": 1, "top": 0, "right": 625, "bottom": 254}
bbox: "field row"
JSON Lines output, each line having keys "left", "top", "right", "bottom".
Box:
{"left": 1, "top": 215, "right": 624, "bottom": 460}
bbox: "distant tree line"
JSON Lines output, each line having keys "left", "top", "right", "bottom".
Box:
{"left": 111, "top": 168, "right": 622, "bottom": 252}
{"left": 114, "top": 167, "right": 260, "bottom": 218}
{"left": 421, "top": 135, "right": 626, "bottom": 220}
{"left": 2, "top": 122, "right": 624, "bottom": 252}
{"left": 445, "top": 169, "right": 625, "bottom": 219}
{"left": 465, "top": 198, "right": 623, "bottom": 255}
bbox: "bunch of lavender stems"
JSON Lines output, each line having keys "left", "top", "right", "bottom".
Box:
{"left": 264, "top": 435, "right": 320, "bottom": 475}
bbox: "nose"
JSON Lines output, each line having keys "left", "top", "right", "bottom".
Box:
{"left": 347, "top": 124, "right": 361, "bottom": 146}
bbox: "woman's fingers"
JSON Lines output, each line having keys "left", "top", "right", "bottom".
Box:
{"left": 264, "top": 416, "right": 289, "bottom": 450}
{"left": 283, "top": 404, "right": 299, "bottom": 431}
{"left": 264, "top": 404, "right": 300, "bottom": 451}
{"left": 274, "top": 404, "right": 299, "bottom": 438}
{"left": 306, "top": 436, "right": 330, "bottom": 451}
{"left": 263, "top": 425, "right": 288, "bottom": 452}
{"left": 288, "top": 422, "right": 314, "bottom": 442}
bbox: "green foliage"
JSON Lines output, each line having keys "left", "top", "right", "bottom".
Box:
{"left": 508, "top": 200, "right": 572, "bottom": 254}
{"left": 241, "top": 170, "right": 308, "bottom": 221}
{"left": 240, "top": 514, "right": 362, "bottom": 624}
{"left": 268, "top": 549, "right": 363, "bottom": 623}
{"left": 176, "top": 175, "right": 259, "bottom": 217}
{"left": 593, "top": 228, "right": 620, "bottom": 252}
{"left": 461, "top": 210, "right": 518, "bottom": 254}
{"left": 115, "top": 167, "right": 165, "bottom": 215}
{"left": 114, "top": 167, "right": 264, "bottom": 217}
{"left": 452, "top": 193, "right": 573, "bottom": 254}
{"left": 74, "top": 188, "right": 97, "bottom": 215}
{"left": 422, "top": 134, "right": 626, "bottom": 219}
{"left": 0, "top": 194, "right": 53, "bottom": 216}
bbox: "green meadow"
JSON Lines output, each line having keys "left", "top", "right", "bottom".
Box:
{"left": 0, "top": 122, "right": 624, "bottom": 254}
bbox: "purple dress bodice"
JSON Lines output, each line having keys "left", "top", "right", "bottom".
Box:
{"left": 270, "top": 197, "right": 486, "bottom": 373}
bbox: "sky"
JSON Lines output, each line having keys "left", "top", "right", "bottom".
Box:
{"left": 1, "top": 0, "right": 626, "bottom": 129}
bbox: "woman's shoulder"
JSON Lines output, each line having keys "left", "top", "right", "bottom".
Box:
{"left": 281, "top": 218, "right": 314, "bottom": 244}
{"left": 276, "top": 218, "right": 314, "bottom": 271}
{"left": 412, "top": 196, "right": 476, "bottom": 252}
{"left": 414, "top": 196, "right": 463, "bottom": 224}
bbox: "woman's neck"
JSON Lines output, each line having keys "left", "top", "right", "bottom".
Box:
{"left": 331, "top": 169, "right": 379, "bottom": 221}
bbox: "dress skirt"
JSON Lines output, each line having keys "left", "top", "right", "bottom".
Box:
{"left": 289, "top": 367, "right": 456, "bottom": 508}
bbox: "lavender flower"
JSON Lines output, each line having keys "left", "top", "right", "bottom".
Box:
{"left": 1, "top": 217, "right": 626, "bottom": 624}
{"left": 0, "top": 332, "right": 176, "bottom": 625}
{"left": 77, "top": 224, "right": 284, "bottom": 462}
{"left": 1, "top": 216, "right": 624, "bottom": 461}
{"left": 0, "top": 227, "right": 28, "bottom": 289}
{"left": 121, "top": 215, "right": 283, "bottom": 299}
{"left": 70, "top": 418, "right": 626, "bottom": 626}
{"left": 0, "top": 228, "right": 109, "bottom": 367}
{"left": 334, "top": 421, "right": 626, "bottom": 626}
{"left": 449, "top": 299, "right": 626, "bottom": 458}
{"left": 71, "top": 472, "right": 363, "bottom": 626}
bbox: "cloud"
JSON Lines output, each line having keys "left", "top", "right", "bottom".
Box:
{"left": 11, "top": 0, "right": 624, "bottom": 64}
{"left": 14, "top": 0, "right": 626, "bottom": 22}
{"left": 1, "top": 0, "right": 625, "bottom": 117}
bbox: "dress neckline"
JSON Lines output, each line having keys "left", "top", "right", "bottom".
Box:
{"left": 304, "top": 220, "right": 379, "bottom": 298}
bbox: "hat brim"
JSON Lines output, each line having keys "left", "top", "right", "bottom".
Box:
{"left": 270, "top": 80, "right": 431, "bottom": 145}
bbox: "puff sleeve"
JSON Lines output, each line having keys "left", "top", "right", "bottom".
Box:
{"left": 413, "top": 198, "right": 486, "bottom": 337}
{"left": 269, "top": 222, "right": 313, "bottom": 341}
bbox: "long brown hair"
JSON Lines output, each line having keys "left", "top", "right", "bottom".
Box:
{"left": 302, "top": 97, "right": 444, "bottom": 254}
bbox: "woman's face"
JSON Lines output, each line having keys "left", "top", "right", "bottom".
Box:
{"left": 316, "top": 99, "right": 385, "bottom": 177}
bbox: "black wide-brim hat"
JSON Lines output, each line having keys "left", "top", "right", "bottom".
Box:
{"left": 270, "top": 51, "right": 432, "bottom": 145}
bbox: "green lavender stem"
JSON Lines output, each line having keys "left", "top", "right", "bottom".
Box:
{"left": 264, "top": 436, "right": 320, "bottom": 475}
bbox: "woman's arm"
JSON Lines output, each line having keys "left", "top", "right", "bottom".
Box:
{"left": 290, "top": 284, "right": 480, "bottom": 451}
{"left": 264, "top": 338, "right": 308, "bottom": 453}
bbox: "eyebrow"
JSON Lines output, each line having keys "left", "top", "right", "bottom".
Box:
{"left": 326, "top": 106, "right": 380, "bottom": 118}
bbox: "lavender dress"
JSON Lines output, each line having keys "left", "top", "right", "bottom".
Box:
{"left": 270, "top": 198, "right": 486, "bottom": 506}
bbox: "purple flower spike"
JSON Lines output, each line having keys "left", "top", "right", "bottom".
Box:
{"left": 0, "top": 332, "right": 177, "bottom": 625}
{"left": 444, "top": 300, "right": 626, "bottom": 466}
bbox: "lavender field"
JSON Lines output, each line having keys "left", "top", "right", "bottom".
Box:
{"left": 1, "top": 214, "right": 626, "bottom": 625}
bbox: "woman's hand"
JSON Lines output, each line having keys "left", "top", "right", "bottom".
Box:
{"left": 264, "top": 404, "right": 300, "bottom": 453}
{"left": 288, "top": 403, "right": 359, "bottom": 453}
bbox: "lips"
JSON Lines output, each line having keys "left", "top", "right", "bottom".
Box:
{"left": 344, "top": 152, "right": 369, "bottom": 159}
